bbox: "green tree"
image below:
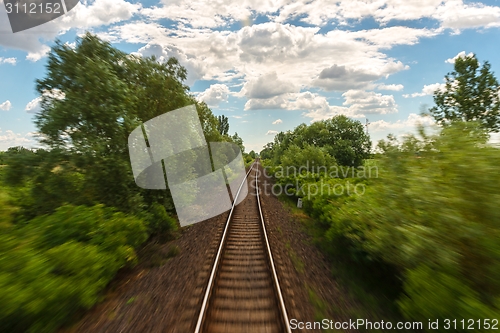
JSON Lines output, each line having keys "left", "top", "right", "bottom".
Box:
{"left": 217, "top": 115, "right": 229, "bottom": 136}
{"left": 430, "top": 54, "right": 500, "bottom": 132}
{"left": 231, "top": 132, "right": 245, "bottom": 153}
{"left": 33, "top": 33, "right": 221, "bottom": 214}
{"left": 263, "top": 115, "right": 371, "bottom": 166}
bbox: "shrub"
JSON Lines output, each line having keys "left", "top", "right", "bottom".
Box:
{"left": 0, "top": 204, "right": 148, "bottom": 332}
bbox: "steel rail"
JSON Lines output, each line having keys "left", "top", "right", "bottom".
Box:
{"left": 193, "top": 160, "right": 257, "bottom": 333}
{"left": 255, "top": 160, "right": 292, "bottom": 333}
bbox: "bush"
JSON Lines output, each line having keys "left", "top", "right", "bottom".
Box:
{"left": 0, "top": 204, "right": 148, "bottom": 333}
{"left": 145, "top": 202, "right": 178, "bottom": 236}
{"left": 312, "top": 123, "right": 500, "bottom": 328}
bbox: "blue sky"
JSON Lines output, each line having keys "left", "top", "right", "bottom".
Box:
{"left": 1, "top": 0, "right": 500, "bottom": 152}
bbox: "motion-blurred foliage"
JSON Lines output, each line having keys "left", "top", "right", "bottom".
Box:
{"left": 297, "top": 122, "right": 500, "bottom": 330}
{"left": 0, "top": 205, "right": 147, "bottom": 333}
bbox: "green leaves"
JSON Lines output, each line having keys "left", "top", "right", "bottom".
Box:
{"left": 262, "top": 115, "right": 371, "bottom": 167}
{"left": 430, "top": 54, "right": 500, "bottom": 132}
{"left": 0, "top": 204, "right": 148, "bottom": 333}
{"left": 217, "top": 115, "right": 230, "bottom": 136}
{"left": 290, "top": 122, "right": 500, "bottom": 329}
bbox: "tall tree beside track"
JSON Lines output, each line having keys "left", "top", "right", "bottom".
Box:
{"left": 430, "top": 54, "right": 500, "bottom": 132}
{"left": 29, "top": 33, "right": 222, "bottom": 218}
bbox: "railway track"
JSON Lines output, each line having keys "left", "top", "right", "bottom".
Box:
{"left": 194, "top": 160, "right": 291, "bottom": 333}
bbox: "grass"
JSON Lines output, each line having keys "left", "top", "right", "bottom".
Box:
{"left": 142, "top": 243, "right": 181, "bottom": 268}
{"left": 126, "top": 297, "right": 136, "bottom": 305}
{"left": 306, "top": 285, "right": 342, "bottom": 333}
{"left": 285, "top": 241, "right": 305, "bottom": 274}
{"left": 0, "top": 184, "right": 18, "bottom": 227}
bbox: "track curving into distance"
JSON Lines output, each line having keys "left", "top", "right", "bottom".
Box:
{"left": 194, "top": 160, "right": 291, "bottom": 333}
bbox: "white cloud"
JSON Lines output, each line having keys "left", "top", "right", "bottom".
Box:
{"left": 0, "top": 100, "right": 12, "bottom": 111}
{"left": 136, "top": 43, "right": 207, "bottom": 85}
{"left": 109, "top": 21, "right": 426, "bottom": 94}
{"left": 25, "top": 89, "right": 66, "bottom": 114}
{"left": 377, "top": 84, "right": 404, "bottom": 91}
{"left": 445, "top": 51, "right": 474, "bottom": 64}
{"left": 490, "top": 132, "right": 500, "bottom": 145}
{"left": 25, "top": 97, "right": 42, "bottom": 114}
{"left": 273, "top": 0, "right": 500, "bottom": 32}
{"left": 403, "top": 83, "right": 446, "bottom": 98}
{"left": 239, "top": 72, "right": 298, "bottom": 99}
{"left": 141, "top": 0, "right": 284, "bottom": 29}
{"left": 0, "top": 57, "right": 16, "bottom": 65}
{"left": 272, "top": 119, "right": 283, "bottom": 124}
{"left": 349, "top": 26, "right": 439, "bottom": 48}
{"left": 0, "top": 130, "right": 37, "bottom": 150}
{"left": 314, "top": 60, "right": 409, "bottom": 92}
{"left": 26, "top": 45, "right": 51, "bottom": 62}
{"left": 1, "top": 0, "right": 497, "bottom": 63}
{"left": 343, "top": 90, "right": 398, "bottom": 115}
{"left": 314, "top": 64, "right": 383, "bottom": 91}
{"left": 369, "top": 113, "right": 436, "bottom": 132}
{"left": 244, "top": 95, "right": 288, "bottom": 110}
{"left": 266, "top": 130, "right": 279, "bottom": 135}
{"left": 244, "top": 89, "right": 397, "bottom": 121}
{"left": 436, "top": 1, "right": 500, "bottom": 30}
{"left": 0, "top": 0, "right": 140, "bottom": 61}
{"left": 197, "top": 84, "right": 230, "bottom": 107}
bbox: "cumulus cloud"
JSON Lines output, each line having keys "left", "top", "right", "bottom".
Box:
{"left": 436, "top": 1, "right": 500, "bottom": 30}
{"left": 445, "top": 51, "right": 474, "bottom": 64}
{"left": 403, "top": 83, "right": 446, "bottom": 98}
{"left": 0, "top": 57, "right": 16, "bottom": 65}
{"left": 25, "top": 97, "right": 42, "bottom": 114}
{"left": 0, "top": 130, "right": 37, "bottom": 150}
{"left": 266, "top": 130, "right": 279, "bottom": 135}
{"left": 369, "top": 113, "right": 436, "bottom": 132}
{"left": 25, "top": 89, "right": 66, "bottom": 114}
{"left": 108, "top": 21, "right": 425, "bottom": 93}
{"left": 239, "top": 72, "right": 298, "bottom": 99}
{"left": 314, "top": 64, "right": 381, "bottom": 91}
{"left": 273, "top": 0, "right": 500, "bottom": 31}
{"left": 272, "top": 119, "right": 283, "bottom": 124}
{"left": 0, "top": 100, "right": 12, "bottom": 111}
{"left": 343, "top": 90, "right": 398, "bottom": 115}
{"left": 300, "top": 90, "right": 397, "bottom": 121}
{"left": 2, "top": 0, "right": 498, "bottom": 64}
{"left": 0, "top": 0, "right": 140, "bottom": 61}
{"left": 133, "top": 0, "right": 500, "bottom": 33}
{"left": 244, "top": 89, "right": 397, "bottom": 121}
{"left": 136, "top": 43, "right": 207, "bottom": 85}
{"left": 349, "top": 26, "right": 439, "bottom": 48}
{"left": 197, "top": 84, "right": 230, "bottom": 107}
{"left": 377, "top": 84, "right": 404, "bottom": 91}
{"left": 244, "top": 95, "right": 288, "bottom": 110}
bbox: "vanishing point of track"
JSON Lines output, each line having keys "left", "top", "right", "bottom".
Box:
{"left": 194, "top": 160, "right": 292, "bottom": 333}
